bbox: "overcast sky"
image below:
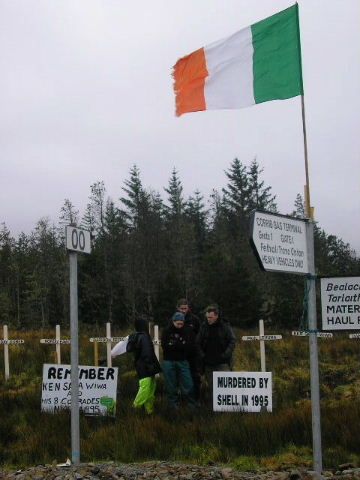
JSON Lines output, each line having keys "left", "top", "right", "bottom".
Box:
{"left": 1, "top": 0, "right": 359, "bottom": 253}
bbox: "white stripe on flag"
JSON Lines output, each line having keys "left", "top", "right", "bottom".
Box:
{"left": 204, "top": 26, "right": 255, "bottom": 109}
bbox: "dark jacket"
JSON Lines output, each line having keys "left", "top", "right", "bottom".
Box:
{"left": 197, "top": 319, "right": 236, "bottom": 367}
{"left": 131, "top": 332, "right": 161, "bottom": 379}
{"left": 129, "top": 317, "right": 161, "bottom": 379}
{"left": 161, "top": 323, "right": 197, "bottom": 362}
{"left": 184, "top": 311, "right": 201, "bottom": 335}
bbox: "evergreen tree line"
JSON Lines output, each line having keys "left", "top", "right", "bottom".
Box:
{"left": 1, "top": 158, "right": 359, "bottom": 330}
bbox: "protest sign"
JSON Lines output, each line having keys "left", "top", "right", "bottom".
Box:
{"left": 213, "top": 371, "right": 272, "bottom": 412}
{"left": 41, "top": 364, "right": 118, "bottom": 416}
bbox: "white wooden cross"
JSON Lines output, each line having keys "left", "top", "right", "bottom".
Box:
{"left": 99, "top": 322, "right": 161, "bottom": 365}
{"left": 40, "top": 324, "right": 70, "bottom": 364}
{"left": 292, "top": 330, "right": 333, "bottom": 339}
{"left": 89, "top": 323, "right": 127, "bottom": 367}
{"left": 242, "top": 319, "right": 282, "bottom": 372}
{"left": 0, "top": 325, "right": 25, "bottom": 380}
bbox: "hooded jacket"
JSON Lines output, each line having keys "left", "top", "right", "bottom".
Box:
{"left": 131, "top": 318, "right": 161, "bottom": 379}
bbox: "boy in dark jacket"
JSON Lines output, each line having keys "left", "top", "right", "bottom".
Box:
{"left": 161, "top": 312, "right": 197, "bottom": 408}
{"left": 112, "top": 317, "right": 161, "bottom": 414}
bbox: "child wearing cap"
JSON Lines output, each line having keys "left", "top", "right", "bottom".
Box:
{"left": 161, "top": 312, "right": 197, "bottom": 408}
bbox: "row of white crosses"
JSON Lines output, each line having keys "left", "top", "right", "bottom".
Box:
{"left": 2, "top": 320, "right": 359, "bottom": 379}
{"left": 89, "top": 322, "right": 161, "bottom": 366}
{"left": 37, "top": 322, "right": 161, "bottom": 368}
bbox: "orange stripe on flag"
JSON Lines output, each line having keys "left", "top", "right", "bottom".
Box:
{"left": 173, "top": 48, "right": 208, "bottom": 116}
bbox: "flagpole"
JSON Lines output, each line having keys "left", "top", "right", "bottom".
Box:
{"left": 301, "top": 93, "right": 323, "bottom": 474}
{"left": 301, "top": 95, "right": 312, "bottom": 219}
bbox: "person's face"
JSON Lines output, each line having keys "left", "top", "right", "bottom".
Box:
{"left": 206, "top": 311, "right": 218, "bottom": 325}
{"left": 178, "top": 304, "right": 189, "bottom": 315}
{"left": 173, "top": 320, "right": 185, "bottom": 329}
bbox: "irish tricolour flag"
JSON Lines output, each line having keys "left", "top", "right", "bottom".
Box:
{"left": 173, "top": 4, "right": 303, "bottom": 116}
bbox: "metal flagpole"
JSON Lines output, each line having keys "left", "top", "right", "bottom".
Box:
{"left": 301, "top": 94, "right": 323, "bottom": 474}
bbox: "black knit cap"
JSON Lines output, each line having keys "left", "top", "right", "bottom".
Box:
{"left": 134, "top": 317, "right": 149, "bottom": 333}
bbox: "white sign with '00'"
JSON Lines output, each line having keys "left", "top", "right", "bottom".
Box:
{"left": 66, "top": 226, "right": 91, "bottom": 254}
{"left": 321, "top": 277, "right": 360, "bottom": 330}
{"left": 213, "top": 372, "right": 272, "bottom": 412}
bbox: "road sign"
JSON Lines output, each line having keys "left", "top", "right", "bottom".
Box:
{"left": 321, "top": 277, "right": 360, "bottom": 330}
{"left": 66, "top": 226, "right": 91, "bottom": 254}
{"left": 250, "top": 210, "right": 309, "bottom": 275}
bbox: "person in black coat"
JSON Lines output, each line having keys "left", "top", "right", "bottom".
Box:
{"left": 161, "top": 312, "right": 197, "bottom": 408}
{"left": 176, "top": 298, "right": 202, "bottom": 400}
{"left": 113, "top": 316, "right": 161, "bottom": 414}
{"left": 197, "top": 304, "right": 236, "bottom": 399}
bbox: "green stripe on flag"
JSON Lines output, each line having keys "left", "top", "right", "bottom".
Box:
{"left": 252, "top": 4, "right": 303, "bottom": 104}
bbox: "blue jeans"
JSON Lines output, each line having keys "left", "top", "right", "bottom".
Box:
{"left": 162, "top": 360, "right": 196, "bottom": 407}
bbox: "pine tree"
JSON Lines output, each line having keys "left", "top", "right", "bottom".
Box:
{"left": 247, "top": 159, "right": 277, "bottom": 212}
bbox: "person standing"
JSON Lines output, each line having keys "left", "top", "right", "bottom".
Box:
{"left": 111, "top": 317, "right": 161, "bottom": 414}
{"left": 161, "top": 312, "right": 197, "bottom": 408}
{"left": 176, "top": 298, "right": 201, "bottom": 400}
{"left": 197, "top": 304, "right": 236, "bottom": 399}
{"left": 176, "top": 298, "right": 200, "bottom": 334}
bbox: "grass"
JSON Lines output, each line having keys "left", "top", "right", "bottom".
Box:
{"left": 0, "top": 327, "right": 360, "bottom": 469}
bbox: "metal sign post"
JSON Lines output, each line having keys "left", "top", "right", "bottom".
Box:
{"left": 250, "top": 210, "right": 323, "bottom": 473}
{"left": 66, "top": 225, "right": 91, "bottom": 466}
{"left": 306, "top": 220, "right": 322, "bottom": 474}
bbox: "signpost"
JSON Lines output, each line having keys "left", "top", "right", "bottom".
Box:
{"left": 66, "top": 225, "right": 91, "bottom": 465}
{"left": 250, "top": 210, "right": 322, "bottom": 473}
{"left": 242, "top": 319, "right": 282, "bottom": 372}
{"left": 0, "top": 325, "right": 25, "bottom": 380}
{"left": 40, "top": 325, "right": 70, "bottom": 364}
{"left": 321, "top": 277, "right": 360, "bottom": 330}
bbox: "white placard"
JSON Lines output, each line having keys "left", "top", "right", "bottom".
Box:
{"left": 250, "top": 211, "right": 308, "bottom": 275}
{"left": 213, "top": 371, "right": 272, "bottom": 412}
{"left": 41, "top": 364, "right": 118, "bottom": 416}
{"left": 321, "top": 277, "right": 360, "bottom": 330}
{"left": 66, "top": 226, "right": 91, "bottom": 254}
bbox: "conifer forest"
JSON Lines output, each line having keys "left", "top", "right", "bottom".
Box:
{"left": 1, "top": 158, "right": 359, "bottom": 331}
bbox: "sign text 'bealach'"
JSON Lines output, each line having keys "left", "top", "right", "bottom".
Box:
{"left": 251, "top": 211, "right": 308, "bottom": 275}
{"left": 41, "top": 364, "right": 118, "bottom": 416}
{"left": 213, "top": 372, "right": 272, "bottom": 412}
{"left": 321, "top": 277, "right": 360, "bottom": 330}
